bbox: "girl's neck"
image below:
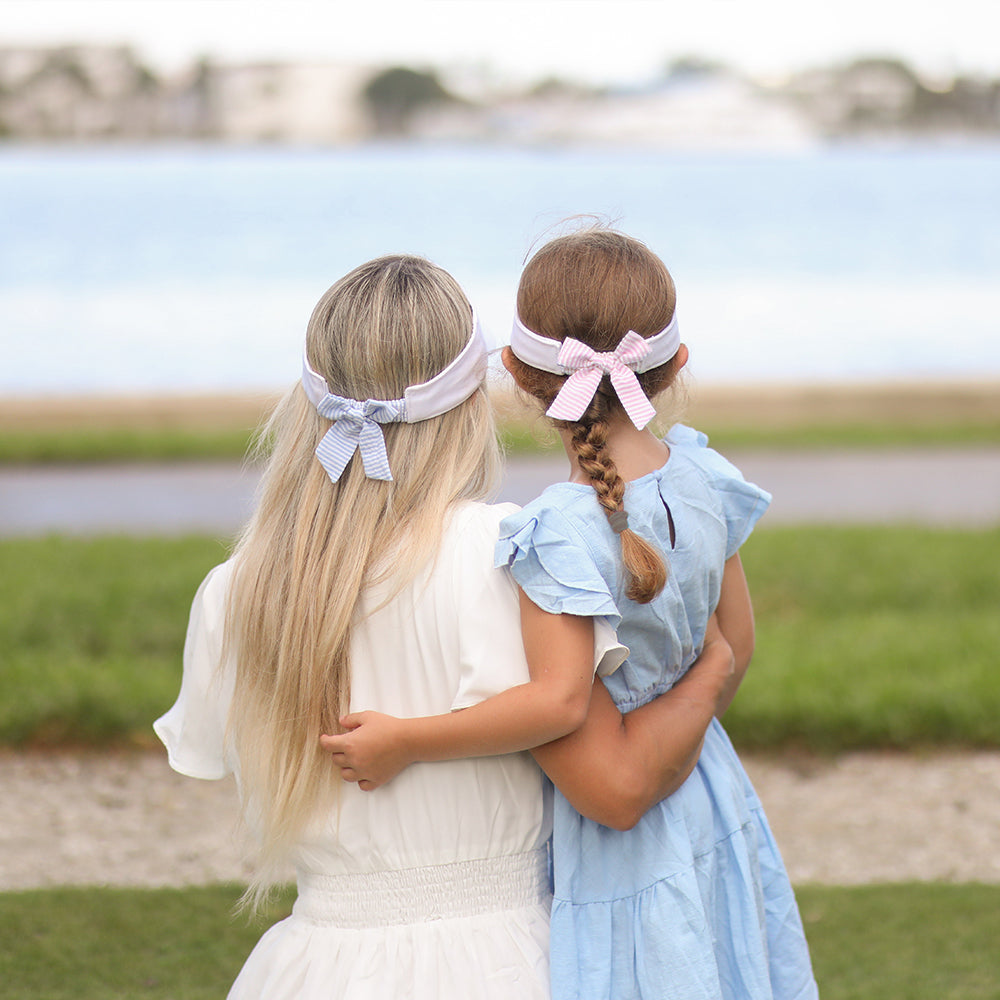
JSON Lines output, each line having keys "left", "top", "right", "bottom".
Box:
{"left": 558, "top": 415, "right": 669, "bottom": 485}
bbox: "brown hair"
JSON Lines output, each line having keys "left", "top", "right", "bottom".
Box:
{"left": 509, "top": 228, "right": 681, "bottom": 603}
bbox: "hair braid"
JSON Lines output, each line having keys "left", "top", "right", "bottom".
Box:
{"left": 511, "top": 224, "right": 680, "bottom": 605}
{"left": 566, "top": 394, "right": 668, "bottom": 604}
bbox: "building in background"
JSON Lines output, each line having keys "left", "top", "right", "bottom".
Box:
{"left": 0, "top": 45, "right": 996, "bottom": 146}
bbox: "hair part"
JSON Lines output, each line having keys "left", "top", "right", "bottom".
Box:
{"left": 225, "top": 255, "right": 499, "bottom": 907}
{"left": 512, "top": 226, "right": 680, "bottom": 603}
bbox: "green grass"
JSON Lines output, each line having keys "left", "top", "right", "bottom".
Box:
{"left": 0, "top": 883, "right": 294, "bottom": 1000}
{"left": 0, "top": 527, "right": 998, "bottom": 751}
{"left": 697, "top": 419, "right": 1000, "bottom": 450}
{"left": 0, "top": 883, "right": 997, "bottom": 999}
{"left": 0, "top": 427, "right": 258, "bottom": 464}
{"left": 4, "top": 415, "right": 1000, "bottom": 465}
{"left": 797, "top": 883, "right": 1000, "bottom": 999}
{"left": 0, "top": 536, "right": 228, "bottom": 747}
{"left": 727, "top": 526, "right": 1000, "bottom": 751}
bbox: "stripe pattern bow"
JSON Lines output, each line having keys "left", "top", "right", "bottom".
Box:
{"left": 545, "top": 331, "right": 656, "bottom": 429}
{"left": 314, "top": 394, "right": 406, "bottom": 483}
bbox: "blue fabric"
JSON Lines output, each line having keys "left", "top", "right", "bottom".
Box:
{"left": 495, "top": 425, "right": 817, "bottom": 1000}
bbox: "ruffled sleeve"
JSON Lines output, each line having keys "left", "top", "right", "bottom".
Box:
{"left": 153, "top": 561, "right": 236, "bottom": 780}
{"left": 495, "top": 505, "right": 622, "bottom": 625}
{"left": 667, "top": 424, "right": 772, "bottom": 558}
{"left": 452, "top": 505, "right": 627, "bottom": 712}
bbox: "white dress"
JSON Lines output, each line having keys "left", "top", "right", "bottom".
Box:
{"left": 154, "top": 501, "right": 625, "bottom": 1000}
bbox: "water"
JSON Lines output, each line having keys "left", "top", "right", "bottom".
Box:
{"left": 2, "top": 143, "right": 999, "bottom": 395}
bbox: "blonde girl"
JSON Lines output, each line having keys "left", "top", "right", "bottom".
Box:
{"left": 324, "top": 233, "right": 819, "bottom": 1000}
{"left": 156, "top": 253, "right": 737, "bottom": 1000}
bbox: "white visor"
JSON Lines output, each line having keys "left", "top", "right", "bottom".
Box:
{"left": 302, "top": 310, "right": 488, "bottom": 423}
{"left": 509, "top": 312, "right": 680, "bottom": 375}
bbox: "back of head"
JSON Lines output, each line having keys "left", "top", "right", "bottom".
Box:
{"left": 517, "top": 228, "right": 676, "bottom": 358}
{"left": 309, "top": 254, "right": 473, "bottom": 403}
{"left": 511, "top": 227, "right": 681, "bottom": 604}
{"left": 227, "top": 255, "right": 498, "bottom": 903}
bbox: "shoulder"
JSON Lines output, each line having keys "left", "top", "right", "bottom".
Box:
{"left": 665, "top": 423, "right": 734, "bottom": 476}
{"left": 666, "top": 424, "right": 766, "bottom": 493}
{"left": 495, "top": 488, "right": 620, "bottom": 623}
{"left": 498, "top": 485, "right": 598, "bottom": 545}
{"left": 436, "top": 501, "right": 523, "bottom": 581}
{"left": 199, "top": 558, "right": 236, "bottom": 598}
{"left": 664, "top": 424, "right": 771, "bottom": 554}
{"left": 187, "top": 559, "right": 236, "bottom": 630}
{"left": 446, "top": 500, "right": 521, "bottom": 553}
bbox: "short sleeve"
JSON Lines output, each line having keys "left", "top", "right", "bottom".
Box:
{"left": 495, "top": 505, "right": 622, "bottom": 626}
{"left": 667, "top": 424, "right": 771, "bottom": 558}
{"left": 153, "top": 562, "right": 236, "bottom": 780}
{"left": 452, "top": 505, "right": 628, "bottom": 711}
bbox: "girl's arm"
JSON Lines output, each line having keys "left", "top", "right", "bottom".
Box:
{"left": 320, "top": 590, "right": 595, "bottom": 789}
{"left": 534, "top": 616, "right": 735, "bottom": 831}
{"left": 713, "top": 552, "right": 755, "bottom": 716}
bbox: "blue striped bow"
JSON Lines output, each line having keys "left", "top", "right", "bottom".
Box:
{"left": 314, "top": 394, "right": 406, "bottom": 483}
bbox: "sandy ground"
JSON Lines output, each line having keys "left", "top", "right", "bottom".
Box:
{"left": 4, "top": 380, "right": 1000, "bottom": 434}
{"left": 2, "top": 749, "right": 999, "bottom": 891}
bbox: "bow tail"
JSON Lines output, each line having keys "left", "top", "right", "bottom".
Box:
{"left": 546, "top": 368, "right": 605, "bottom": 422}
{"left": 610, "top": 368, "right": 656, "bottom": 429}
{"left": 357, "top": 420, "right": 393, "bottom": 481}
{"left": 314, "top": 424, "right": 360, "bottom": 484}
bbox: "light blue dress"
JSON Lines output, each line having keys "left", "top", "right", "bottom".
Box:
{"left": 496, "top": 425, "right": 819, "bottom": 1000}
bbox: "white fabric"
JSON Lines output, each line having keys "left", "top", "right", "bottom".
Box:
{"left": 300, "top": 312, "right": 489, "bottom": 483}
{"left": 509, "top": 312, "right": 680, "bottom": 376}
{"left": 300, "top": 311, "right": 488, "bottom": 424}
{"left": 402, "top": 312, "right": 489, "bottom": 421}
{"left": 154, "top": 501, "right": 628, "bottom": 1000}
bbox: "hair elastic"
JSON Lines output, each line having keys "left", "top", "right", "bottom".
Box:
{"left": 607, "top": 509, "right": 629, "bottom": 534}
{"left": 302, "top": 310, "right": 488, "bottom": 483}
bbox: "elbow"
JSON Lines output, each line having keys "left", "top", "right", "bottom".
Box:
{"left": 580, "top": 750, "right": 699, "bottom": 831}
{"left": 734, "top": 641, "right": 754, "bottom": 679}
{"left": 602, "top": 802, "right": 645, "bottom": 832}
{"left": 556, "top": 683, "right": 592, "bottom": 736}
{"left": 731, "top": 622, "right": 755, "bottom": 676}
{"left": 580, "top": 765, "right": 653, "bottom": 831}
{"left": 592, "top": 795, "right": 646, "bottom": 832}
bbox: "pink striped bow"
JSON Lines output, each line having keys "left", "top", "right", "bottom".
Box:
{"left": 546, "top": 331, "right": 656, "bottom": 429}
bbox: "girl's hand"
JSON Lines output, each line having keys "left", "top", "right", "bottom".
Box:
{"left": 319, "top": 712, "right": 413, "bottom": 791}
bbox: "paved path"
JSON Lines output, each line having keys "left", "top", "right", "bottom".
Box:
{"left": 3, "top": 448, "right": 1000, "bottom": 535}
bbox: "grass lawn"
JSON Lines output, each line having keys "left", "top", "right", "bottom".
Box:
{"left": 0, "top": 882, "right": 997, "bottom": 999}
{"left": 726, "top": 525, "right": 1000, "bottom": 751}
{"left": 0, "top": 535, "right": 229, "bottom": 747}
{"left": 0, "top": 526, "right": 998, "bottom": 752}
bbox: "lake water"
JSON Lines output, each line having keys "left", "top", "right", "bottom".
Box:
{"left": 2, "top": 143, "right": 999, "bottom": 395}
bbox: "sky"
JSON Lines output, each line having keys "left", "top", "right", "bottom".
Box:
{"left": 3, "top": 0, "right": 999, "bottom": 87}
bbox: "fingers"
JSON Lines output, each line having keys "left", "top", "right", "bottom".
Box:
{"left": 338, "top": 768, "right": 378, "bottom": 792}
{"left": 339, "top": 713, "right": 364, "bottom": 730}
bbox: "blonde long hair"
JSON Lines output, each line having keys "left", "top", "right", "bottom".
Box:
{"left": 225, "top": 256, "right": 499, "bottom": 898}
{"left": 509, "top": 227, "right": 682, "bottom": 603}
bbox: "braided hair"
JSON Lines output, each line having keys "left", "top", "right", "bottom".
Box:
{"left": 508, "top": 228, "right": 681, "bottom": 603}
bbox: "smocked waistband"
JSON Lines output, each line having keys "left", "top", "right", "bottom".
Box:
{"left": 293, "top": 847, "right": 551, "bottom": 928}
